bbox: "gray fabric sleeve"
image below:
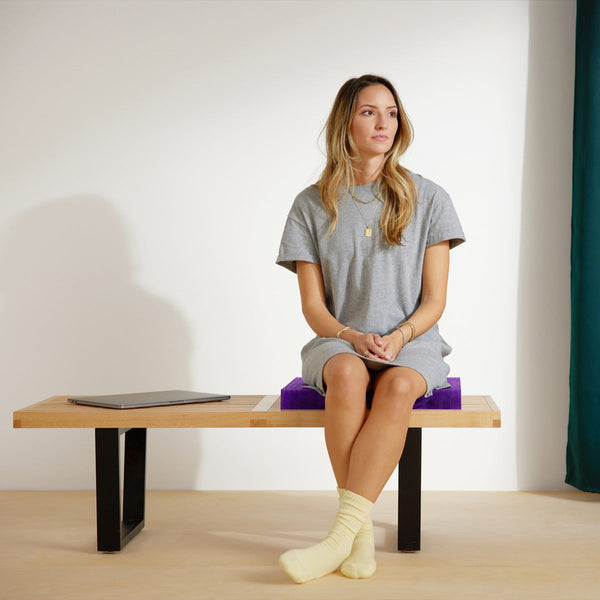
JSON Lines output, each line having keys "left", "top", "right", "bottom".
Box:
{"left": 276, "top": 213, "right": 320, "bottom": 274}
{"left": 426, "top": 188, "right": 466, "bottom": 249}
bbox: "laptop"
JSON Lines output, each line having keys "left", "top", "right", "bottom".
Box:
{"left": 68, "top": 390, "right": 229, "bottom": 409}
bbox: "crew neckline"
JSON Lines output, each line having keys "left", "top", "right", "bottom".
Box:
{"left": 349, "top": 180, "right": 379, "bottom": 190}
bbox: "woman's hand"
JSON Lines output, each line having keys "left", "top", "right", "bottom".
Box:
{"left": 342, "top": 330, "right": 391, "bottom": 361}
{"left": 379, "top": 329, "right": 406, "bottom": 362}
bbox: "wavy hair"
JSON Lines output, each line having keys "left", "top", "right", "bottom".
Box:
{"left": 318, "top": 74, "right": 417, "bottom": 246}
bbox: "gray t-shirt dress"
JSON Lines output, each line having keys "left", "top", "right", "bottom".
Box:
{"left": 276, "top": 172, "right": 465, "bottom": 397}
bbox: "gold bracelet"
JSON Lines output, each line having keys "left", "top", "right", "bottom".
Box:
{"left": 397, "top": 321, "right": 416, "bottom": 342}
{"left": 335, "top": 326, "right": 350, "bottom": 339}
{"left": 404, "top": 320, "right": 416, "bottom": 342}
{"left": 397, "top": 327, "right": 405, "bottom": 346}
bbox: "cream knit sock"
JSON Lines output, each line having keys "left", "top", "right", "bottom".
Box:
{"left": 279, "top": 489, "right": 373, "bottom": 584}
{"left": 337, "top": 487, "right": 377, "bottom": 579}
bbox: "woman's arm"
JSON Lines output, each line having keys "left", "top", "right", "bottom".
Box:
{"left": 296, "top": 261, "right": 390, "bottom": 360}
{"left": 380, "top": 240, "right": 450, "bottom": 359}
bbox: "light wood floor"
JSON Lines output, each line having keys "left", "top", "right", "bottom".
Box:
{"left": 1, "top": 491, "right": 599, "bottom": 600}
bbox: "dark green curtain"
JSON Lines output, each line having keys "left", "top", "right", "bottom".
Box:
{"left": 566, "top": 0, "right": 600, "bottom": 493}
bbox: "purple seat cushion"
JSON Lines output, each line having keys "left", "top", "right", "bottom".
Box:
{"left": 281, "top": 377, "right": 461, "bottom": 410}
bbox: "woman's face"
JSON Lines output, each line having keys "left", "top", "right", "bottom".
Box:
{"left": 349, "top": 84, "right": 398, "bottom": 160}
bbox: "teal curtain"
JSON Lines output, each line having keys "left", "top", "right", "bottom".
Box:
{"left": 566, "top": 0, "right": 600, "bottom": 493}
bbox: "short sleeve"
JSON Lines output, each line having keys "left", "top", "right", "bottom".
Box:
{"left": 426, "top": 188, "right": 466, "bottom": 249}
{"left": 276, "top": 207, "right": 320, "bottom": 274}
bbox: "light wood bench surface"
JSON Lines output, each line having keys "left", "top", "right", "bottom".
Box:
{"left": 13, "top": 394, "right": 500, "bottom": 429}
{"left": 13, "top": 393, "right": 500, "bottom": 553}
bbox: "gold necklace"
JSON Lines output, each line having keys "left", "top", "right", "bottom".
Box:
{"left": 350, "top": 192, "right": 381, "bottom": 237}
{"left": 349, "top": 190, "right": 379, "bottom": 204}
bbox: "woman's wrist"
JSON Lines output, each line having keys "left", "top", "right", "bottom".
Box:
{"left": 337, "top": 327, "right": 358, "bottom": 344}
{"left": 396, "top": 321, "right": 416, "bottom": 343}
{"left": 391, "top": 327, "right": 406, "bottom": 346}
{"left": 335, "top": 325, "right": 350, "bottom": 339}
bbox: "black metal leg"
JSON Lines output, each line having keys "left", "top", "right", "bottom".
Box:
{"left": 95, "top": 428, "right": 121, "bottom": 551}
{"left": 122, "top": 428, "right": 146, "bottom": 545}
{"left": 397, "top": 427, "right": 422, "bottom": 552}
{"left": 95, "top": 428, "right": 147, "bottom": 551}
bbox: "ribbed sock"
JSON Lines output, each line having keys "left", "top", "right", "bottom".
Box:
{"left": 337, "top": 487, "right": 377, "bottom": 579}
{"left": 279, "top": 489, "right": 373, "bottom": 584}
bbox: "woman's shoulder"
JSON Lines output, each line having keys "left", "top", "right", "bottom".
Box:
{"left": 407, "top": 170, "right": 465, "bottom": 246}
{"left": 408, "top": 171, "right": 451, "bottom": 202}
{"left": 288, "top": 184, "right": 324, "bottom": 219}
{"left": 294, "top": 183, "right": 322, "bottom": 204}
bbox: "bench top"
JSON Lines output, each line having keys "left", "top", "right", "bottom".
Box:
{"left": 13, "top": 395, "right": 501, "bottom": 429}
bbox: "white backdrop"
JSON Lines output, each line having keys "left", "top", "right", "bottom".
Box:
{"left": 0, "top": 0, "right": 575, "bottom": 491}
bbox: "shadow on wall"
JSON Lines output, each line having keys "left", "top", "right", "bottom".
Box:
{"left": 517, "top": 2, "right": 575, "bottom": 490}
{"left": 0, "top": 195, "right": 198, "bottom": 489}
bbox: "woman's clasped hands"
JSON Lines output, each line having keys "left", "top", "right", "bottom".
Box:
{"left": 342, "top": 329, "right": 405, "bottom": 362}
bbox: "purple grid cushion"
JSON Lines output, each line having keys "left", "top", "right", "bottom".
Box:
{"left": 281, "top": 377, "right": 461, "bottom": 410}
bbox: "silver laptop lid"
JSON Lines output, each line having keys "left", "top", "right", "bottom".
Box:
{"left": 68, "top": 390, "right": 229, "bottom": 409}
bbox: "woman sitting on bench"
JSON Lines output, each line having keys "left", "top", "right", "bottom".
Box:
{"left": 276, "top": 74, "right": 465, "bottom": 583}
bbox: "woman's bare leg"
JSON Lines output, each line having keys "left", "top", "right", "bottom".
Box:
{"left": 279, "top": 363, "right": 426, "bottom": 583}
{"left": 322, "top": 354, "right": 370, "bottom": 488}
{"left": 321, "top": 354, "right": 374, "bottom": 580}
{"left": 344, "top": 366, "right": 426, "bottom": 502}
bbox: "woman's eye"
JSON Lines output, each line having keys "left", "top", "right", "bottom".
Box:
{"left": 362, "top": 110, "right": 374, "bottom": 116}
{"left": 389, "top": 111, "right": 398, "bottom": 118}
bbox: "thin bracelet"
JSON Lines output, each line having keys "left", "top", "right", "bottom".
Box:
{"left": 403, "top": 320, "right": 416, "bottom": 342}
{"left": 397, "top": 327, "right": 406, "bottom": 346}
{"left": 335, "top": 326, "right": 350, "bottom": 338}
{"left": 397, "top": 321, "right": 416, "bottom": 342}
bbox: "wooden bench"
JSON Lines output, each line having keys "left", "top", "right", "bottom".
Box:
{"left": 13, "top": 394, "right": 500, "bottom": 553}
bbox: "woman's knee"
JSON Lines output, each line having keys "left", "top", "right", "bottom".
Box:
{"left": 323, "top": 354, "right": 369, "bottom": 395}
{"left": 372, "top": 371, "right": 424, "bottom": 420}
{"left": 324, "top": 354, "right": 369, "bottom": 387}
{"left": 385, "top": 375, "right": 415, "bottom": 399}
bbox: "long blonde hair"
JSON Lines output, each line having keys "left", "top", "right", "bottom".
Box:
{"left": 319, "top": 74, "right": 417, "bottom": 246}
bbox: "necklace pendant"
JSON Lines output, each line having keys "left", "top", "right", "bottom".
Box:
{"left": 365, "top": 227, "right": 372, "bottom": 238}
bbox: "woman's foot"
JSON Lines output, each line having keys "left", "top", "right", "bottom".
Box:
{"left": 279, "top": 489, "right": 373, "bottom": 584}
{"left": 338, "top": 487, "right": 377, "bottom": 579}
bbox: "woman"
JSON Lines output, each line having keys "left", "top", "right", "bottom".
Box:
{"left": 276, "top": 74, "right": 465, "bottom": 584}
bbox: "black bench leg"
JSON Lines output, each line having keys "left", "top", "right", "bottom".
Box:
{"left": 397, "top": 427, "right": 422, "bottom": 552}
{"left": 95, "top": 428, "right": 147, "bottom": 551}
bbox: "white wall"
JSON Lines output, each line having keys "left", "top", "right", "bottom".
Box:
{"left": 0, "top": 0, "right": 575, "bottom": 492}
